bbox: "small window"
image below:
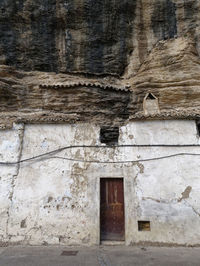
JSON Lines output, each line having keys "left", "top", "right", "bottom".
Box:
{"left": 196, "top": 120, "right": 200, "bottom": 136}
{"left": 100, "top": 127, "right": 119, "bottom": 145}
{"left": 138, "top": 221, "right": 151, "bottom": 231}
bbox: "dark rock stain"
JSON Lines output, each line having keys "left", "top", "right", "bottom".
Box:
{"left": 117, "top": 1, "right": 137, "bottom": 75}
{"left": 83, "top": 0, "right": 136, "bottom": 75}
{"left": 64, "top": 0, "right": 75, "bottom": 72}
{"left": 184, "top": 0, "right": 196, "bottom": 20}
{"left": 0, "top": 0, "right": 22, "bottom": 66}
{"left": 0, "top": 0, "right": 199, "bottom": 78}
{"left": 20, "top": 218, "right": 27, "bottom": 228}
{"left": 84, "top": 0, "right": 104, "bottom": 74}
{"left": 29, "top": 0, "right": 57, "bottom": 72}
{"left": 138, "top": 1, "right": 148, "bottom": 64}
{"left": 152, "top": 0, "right": 177, "bottom": 40}
{"left": 0, "top": 0, "right": 136, "bottom": 75}
{"left": 0, "top": 0, "right": 57, "bottom": 72}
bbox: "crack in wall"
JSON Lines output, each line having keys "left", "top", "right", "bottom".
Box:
{"left": 142, "top": 197, "right": 162, "bottom": 203}
{"left": 142, "top": 186, "right": 200, "bottom": 217}
{"left": 142, "top": 186, "right": 193, "bottom": 204}
{"left": 185, "top": 201, "right": 200, "bottom": 218}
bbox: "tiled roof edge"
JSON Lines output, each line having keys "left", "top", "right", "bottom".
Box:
{"left": 130, "top": 109, "right": 200, "bottom": 120}
{"left": 39, "top": 82, "right": 130, "bottom": 92}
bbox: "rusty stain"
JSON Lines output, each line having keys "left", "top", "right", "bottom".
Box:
{"left": 178, "top": 186, "right": 192, "bottom": 202}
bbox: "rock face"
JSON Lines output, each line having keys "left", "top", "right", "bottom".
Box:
{"left": 130, "top": 37, "right": 200, "bottom": 116}
{"left": 1, "top": 1, "right": 200, "bottom": 128}
{"left": 0, "top": 0, "right": 200, "bottom": 76}
{"left": 0, "top": 66, "right": 131, "bottom": 128}
{"left": 1, "top": 36, "right": 200, "bottom": 128}
{"left": 0, "top": 0, "right": 136, "bottom": 75}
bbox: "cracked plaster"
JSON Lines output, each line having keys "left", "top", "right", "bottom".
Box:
{"left": 0, "top": 120, "right": 200, "bottom": 246}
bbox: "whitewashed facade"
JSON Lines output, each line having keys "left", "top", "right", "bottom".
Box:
{"left": 0, "top": 120, "right": 200, "bottom": 246}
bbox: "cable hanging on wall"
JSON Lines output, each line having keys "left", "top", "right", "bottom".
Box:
{"left": 0, "top": 144, "right": 200, "bottom": 165}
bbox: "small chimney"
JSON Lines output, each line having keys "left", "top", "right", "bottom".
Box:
{"left": 143, "top": 92, "right": 160, "bottom": 116}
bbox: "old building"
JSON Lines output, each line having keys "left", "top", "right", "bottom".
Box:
{"left": 2, "top": 119, "right": 200, "bottom": 246}
{"left": 1, "top": 1, "right": 200, "bottom": 246}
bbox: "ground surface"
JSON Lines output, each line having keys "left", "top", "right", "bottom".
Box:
{"left": 0, "top": 245, "right": 199, "bottom": 266}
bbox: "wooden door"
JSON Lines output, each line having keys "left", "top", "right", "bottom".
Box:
{"left": 100, "top": 178, "right": 125, "bottom": 241}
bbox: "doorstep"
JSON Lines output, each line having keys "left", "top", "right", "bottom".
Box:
{"left": 100, "top": 241, "right": 125, "bottom": 246}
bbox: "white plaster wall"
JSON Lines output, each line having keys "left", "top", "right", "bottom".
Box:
{"left": 0, "top": 123, "right": 24, "bottom": 242}
{"left": 1, "top": 120, "right": 200, "bottom": 246}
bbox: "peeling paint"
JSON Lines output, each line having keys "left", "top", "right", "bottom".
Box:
{"left": 178, "top": 186, "right": 192, "bottom": 202}
{"left": 0, "top": 120, "right": 200, "bottom": 246}
{"left": 136, "top": 162, "right": 144, "bottom": 174}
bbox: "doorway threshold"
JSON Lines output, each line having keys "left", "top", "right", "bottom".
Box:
{"left": 101, "top": 241, "right": 125, "bottom": 246}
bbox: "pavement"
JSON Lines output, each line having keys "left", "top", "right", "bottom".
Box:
{"left": 0, "top": 245, "right": 199, "bottom": 266}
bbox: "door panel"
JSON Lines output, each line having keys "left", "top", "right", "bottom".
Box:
{"left": 100, "top": 178, "right": 125, "bottom": 241}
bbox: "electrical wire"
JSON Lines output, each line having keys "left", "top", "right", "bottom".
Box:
{"left": 49, "top": 153, "right": 200, "bottom": 164}
{"left": 1, "top": 144, "right": 200, "bottom": 165}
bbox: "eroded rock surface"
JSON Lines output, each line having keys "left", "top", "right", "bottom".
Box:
{"left": 129, "top": 37, "right": 200, "bottom": 116}
{"left": 0, "top": 0, "right": 200, "bottom": 76}
{"left": 1, "top": 1, "right": 200, "bottom": 127}
{"left": 1, "top": 36, "right": 200, "bottom": 127}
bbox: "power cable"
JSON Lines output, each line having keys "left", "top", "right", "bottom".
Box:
{"left": 0, "top": 144, "right": 200, "bottom": 165}
{"left": 49, "top": 153, "right": 200, "bottom": 164}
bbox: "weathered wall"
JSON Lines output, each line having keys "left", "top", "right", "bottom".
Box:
{"left": 0, "top": 0, "right": 200, "bottom": 76}
{"left": 1, "top": 120, "right": 200, "bottom": 246}
{"left": 0, "top": 123, "right": 24, "bottom": 243}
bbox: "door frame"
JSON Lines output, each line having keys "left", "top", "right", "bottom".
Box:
{"left": 99, "top": 177, "right": 125, "bottom": 244}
